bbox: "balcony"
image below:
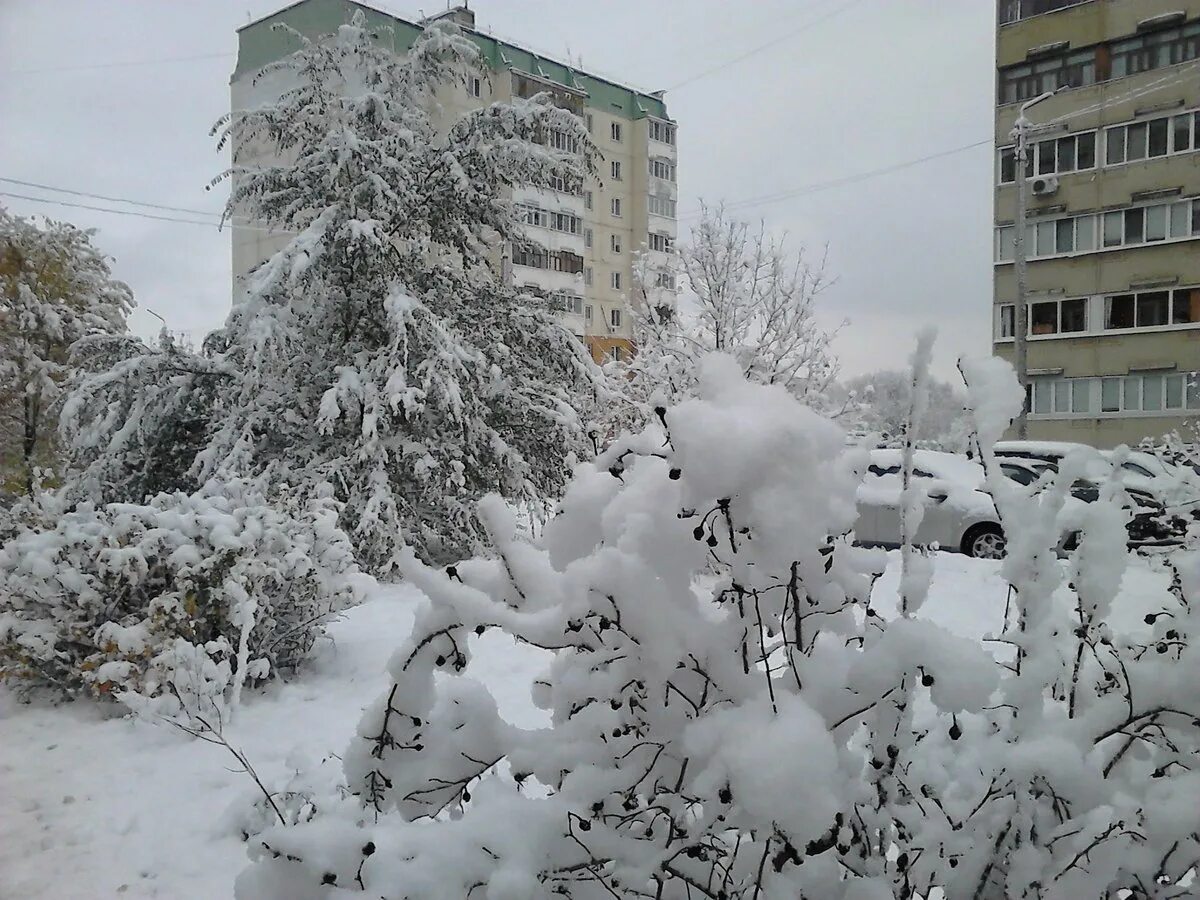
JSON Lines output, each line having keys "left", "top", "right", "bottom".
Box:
{"left": 998, "top": 0, "right": 1093, "bottom": 26}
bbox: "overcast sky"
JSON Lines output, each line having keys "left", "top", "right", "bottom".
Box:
{"left": 0, "top": 0, "right": 994, "bottom": 380}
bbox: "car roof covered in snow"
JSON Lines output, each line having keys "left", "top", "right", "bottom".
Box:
{"left": 866, "top": 449, "right": 986, "bottom": 488}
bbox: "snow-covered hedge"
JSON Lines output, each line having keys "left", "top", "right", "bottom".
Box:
{"left": 0, "top": 480, "right": 364, "bottom": 718}
{"left": 232, "top": 355, "right": 1001, "bottom": 898}
{"left": 229, "top": 353, "right": 1200, "bottom": 898}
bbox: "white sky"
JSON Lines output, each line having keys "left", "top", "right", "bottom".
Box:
{"left": 0, "top": 0, "right": 995, "bottom": 380}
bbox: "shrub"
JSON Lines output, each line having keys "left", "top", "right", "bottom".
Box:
{"left": 0, "top": 479, "right": 364, "bottom": 718}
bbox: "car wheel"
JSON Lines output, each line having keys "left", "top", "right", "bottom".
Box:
{"left": 964, "top": 524, "right": 1006, "bottom": 560}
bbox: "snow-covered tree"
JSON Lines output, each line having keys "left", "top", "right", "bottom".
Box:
{"left": 0, "top": 207, "right": 132, "bottom": 500}
{"left": 608, "top": 204, "right": 840, "bottom": 437}
{"left": 232, "top": 353, "right": 1007, "bottom": 898}
{"left": 64, "top": 14, "right": 600, "bottom": 571}
{"left": 844, "top": 368, "right": 968, "bottom": 450}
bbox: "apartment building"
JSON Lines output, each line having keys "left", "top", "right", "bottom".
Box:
{"left": 994, "top": 0, "right": 1200, "bottom": 447}
{"left": 230, "top": 0, "right": 679, "bottom": 363}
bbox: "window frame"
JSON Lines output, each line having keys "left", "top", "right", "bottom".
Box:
{"left": 1029, "top": 371, "right": 1200, "bottom": 418}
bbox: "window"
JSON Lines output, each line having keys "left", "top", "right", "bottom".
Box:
{"left": 610, "top": 233, "right": 622, "bottom": 253}
{"left": 610, "top": 308, "right": 622, "bottom": 327}
{"left": 1060, "top": 297, "right": 1087, "bottom": 332}
{"left": 584, "top": 228, "right": 593, "bottom": 249}
{"left": 611, "top": 271, "right": 622, "bottom": 290}
{"left": 1105, "top": 287, "right": 1200, "bottom": 330}
{"left": 998, "top": 131, "right": 1098, "bottom": 183}
{"left": 1072, "top": 379, "right": 1092, "bottom": 413}
{"left": 547, "top": 173, "right": 581, "bottom": 195}
{"left": 655, "top": 271, "right": 677, "bottom": 290}
{"left": 1106, "top": 294, "right": 1136, "bottom": 329}
{"left": 648, "top": 232, "right": 673, "bottom": 253}
{"left": 611, "top": 160, "right": 623, "bottom": 181}
{"left": 649, "top": 194, "right": 677, "bottom": 217}
{"left": 998, "top": 48, "right": 1097, "bottom": 104}
{"left": 611, "top": 197, "right": 622, "bottom": 217}
{"left": 585, "top": 304, "right": 593, "bottom": 322}
{"left": 517, "top": 204, "right": 580, "bottom": 235}
{"left": 584, "top": 266, "right": 593, "bottom": 286}
{"left": 1110, "top": 22, "right": 1200, "bottom": 81}
{"left": 556, "top": 291, "right": 584, "bottom": 315}
{"left": 1000, "top": 22, "right": 1200, "bottom": 105}
{"left": 1035, "top": 371, "right": 1200, "bottom": 417}
{"left": 1144, "top": 375, "right": 1164, "bottom": 411}
{"left": 1031, "top": 301, "right": 1058, "bottom": 335}
{"left": 470, "top": 76, "right": 482, "bottom": 98}
{"left": 585, "top": 113, "right": 594, "bottom": 133}
{"left": 611, "top": 121, "right": 622, "bottom": 142}
{"left": 546, "top": 128, "right": 579, "bottom": 154}
{"left": 1106, "top": 110, "right": 1200, "bottom": 165}
{"left": 999, "top": 304, "right": 1015, "bottom": 338}
{"left": 1101, "top": 378, "right": 1121, "bottom": 412}
{"left": 512, "top": 244, "right": 583, "bottom": 274}
{"left": 1137, "top": 291, "right": 1170, "bottom": 327}
{"left": 998, "top": 200, "right": 1197, "bottom": 262}
{"left": 1174, "top": 287, "right": 1200, "bottom": 323}
{"left": 649, "top": 119, "right": 676, "bottom": 145}
{"left": 999, "top": 1, "right": 1096, "bottom": 26}
{"left": 584, "top": 191, "right": 593, "bottom": 210}
{"left": 649, "top": 158, "right": 676, "bottom": 182}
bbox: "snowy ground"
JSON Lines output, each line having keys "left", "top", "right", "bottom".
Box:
{"left": 0, "top": 551, "right": 1169, "bottom": 899}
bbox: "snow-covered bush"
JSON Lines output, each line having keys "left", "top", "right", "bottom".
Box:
{"left": 233, "top": 354, "right": 1007, "bottom": 898}
{"left": 0, "top": 478, "right": 363, "bottom": 718}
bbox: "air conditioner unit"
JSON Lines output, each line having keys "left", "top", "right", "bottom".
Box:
{"left": 1032, "top": 175, "right": 1060, "bottom": 196}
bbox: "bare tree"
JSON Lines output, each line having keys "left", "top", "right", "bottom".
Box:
{"left": 681, "top": 202, "right": 841, "bottom": 402}
{"left": 604, "top": 205, "right": 842, "bottom": 442}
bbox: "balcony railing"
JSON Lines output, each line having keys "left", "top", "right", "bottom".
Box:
{"left": 999, "top": 0, "right": 1093, "bottom": 26}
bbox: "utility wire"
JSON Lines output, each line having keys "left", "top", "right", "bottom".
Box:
{"left": 0, "top": 191, "right": 291, "bottom": 235}
{"left": 666, "top": 0, "right": 867, "bottom": 92}
{"left": 0, "top": 177, "right": 223, "bottom": 218}
{"left": 676, "top": 138, "right": 993, "bottom": 220}
{"left": 2, "top": 52, "right": 234, "bottom": 77}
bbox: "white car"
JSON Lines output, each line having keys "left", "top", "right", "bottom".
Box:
{"left": 855, "top": 449, "right": 1008, "bottom": 559}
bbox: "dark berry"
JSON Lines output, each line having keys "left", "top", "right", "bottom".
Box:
{"left": 322, "top": 873, "right": 337, "bottom": 885}
{"left": 361, "top": 842, "right": 375, "bottom": 856}
{"left": 668, "top": 468, "right": 681, "bottom": 480}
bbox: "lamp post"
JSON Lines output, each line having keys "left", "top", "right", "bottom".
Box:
{"left": 1011, "top": 90, "right": 1057, "bottom": 439}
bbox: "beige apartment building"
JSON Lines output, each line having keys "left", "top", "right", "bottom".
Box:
{"left": 994, "top": 0, "right": 1200, "bottom": 447}
{"left": 230, "top": 0, "right": 679, "bottom": 363}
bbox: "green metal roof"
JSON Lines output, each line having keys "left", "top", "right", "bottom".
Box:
{"left": 235, "top": 0, "right": 670, "bottom": 121}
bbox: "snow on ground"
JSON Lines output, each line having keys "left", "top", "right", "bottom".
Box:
{"left": 0, "top": 552, "right": 1174, "bottom": 898}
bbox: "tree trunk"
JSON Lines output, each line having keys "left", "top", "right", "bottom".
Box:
{"left": 23, "top": 389, "right": 40, "bottom": 498}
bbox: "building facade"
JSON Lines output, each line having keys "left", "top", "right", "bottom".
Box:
{"left": 994, "top": 0, "right": 1200, "bottom": 447}
{"left": 229, "top": 0, "right": 678, "bottom": 364}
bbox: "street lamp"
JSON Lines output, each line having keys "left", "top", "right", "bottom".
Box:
{"left": 1011, "top": 89, "right": 1058, "bottom": 439}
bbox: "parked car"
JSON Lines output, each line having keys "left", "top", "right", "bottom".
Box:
{"left": 994, "top": 440, "right": 1200, "bottom": 507}
{"left": 855, "top": 450, "right": 1011, "bottom": 559}
{"left": 995, "top": 449, "right": 1189, "bottom": 547}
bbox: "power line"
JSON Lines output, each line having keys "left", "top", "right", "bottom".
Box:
{"left": 666, "top": 0, "right": 868, "bottom": 92}
{"left": 2, "top": 52, "right": 234, "bottom": 77}
{"left": 0, "top": 191, "right": 291, "bottom": 235}
{"left": 676, "top": 138, "right": 992, "bottom": 220}
{"left": 0, "top": 177, "right": 223, "bottom": 219}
